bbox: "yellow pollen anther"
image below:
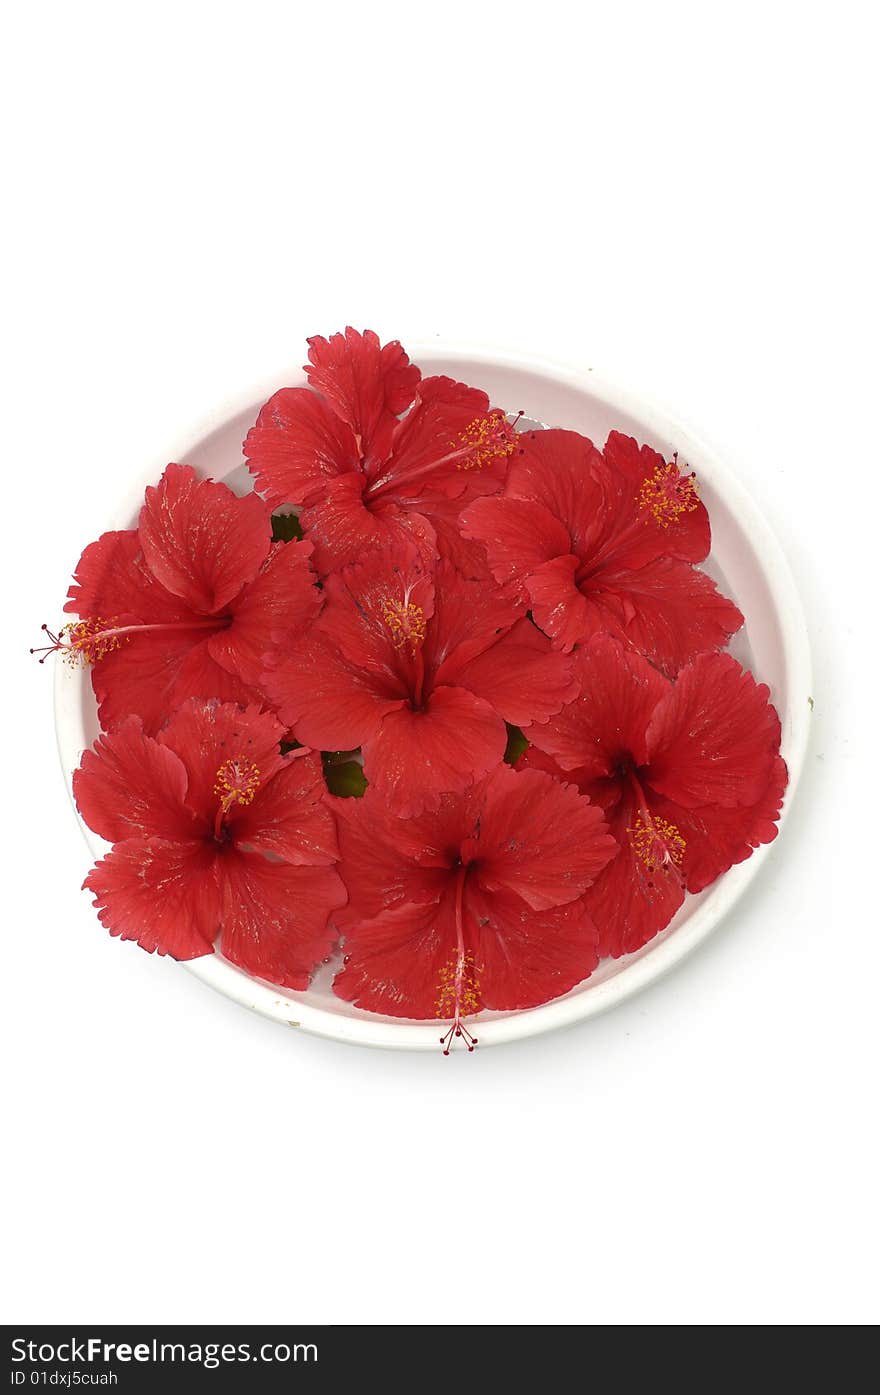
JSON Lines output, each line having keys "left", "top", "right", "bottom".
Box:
{"left": 455, "top": 409, "right": 518, "bottom": 472}
{"left": 56, "top": 618, "right": 124, "bottom": 667}
{"left": 638, "top": 456, "right": 699, "bottom": 528}
{"left": 382, "top": 597, "right": 426, "bottom": 653}
{"left": 435, "top": 950, "right": 482, "bottom": 1020}
{"left": 213, "top": 758, "right": 261, "bottom": 812}
{"left": 628, "top": 813, "right": 686, "bottom": 875}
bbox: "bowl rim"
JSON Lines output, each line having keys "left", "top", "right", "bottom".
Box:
{"left": 54, "top": 340, "right": 812, "bottom": 1051}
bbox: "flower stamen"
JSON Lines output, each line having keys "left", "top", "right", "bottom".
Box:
{"left": 455, "top": 409, "right": 520, "bottom": 472}
{"left": 628, "top": 811, "right": 686, "bottom": 877}
{"left": 32, "top": 615, "right": 228, "bottom": 666}
{"left": 382, "top": 598, "right": 426, "bottom": 654}
{"left": 366, "top": 409, "right": 522, "bottom": 501}
{"left": 638, "top": 453, "right": 699, "bottom": 528}
{"left": 437, "top": 867, "right": 481, "bottom": 1054}
{"left": 214, "top": 757, "right": 261, "bottom": 814}
{"left": 30, "top": 619, "right": 125, "bottom": 666}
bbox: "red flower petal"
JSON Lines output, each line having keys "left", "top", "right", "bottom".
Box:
{"left": 516, "top": 744, "right": 629, "bottom": 837}
{"left": 245, "top": 386, "right": 359, "bottom": 507}
{"left": 333, "top": 894, "right": 458, "bottom": 1018}
{"left": 645, "top": 653, "right": 783, "bottom": 808}
{"left": 333, "top": 765, "right": 615, "bottom": 1018}
{"left": 464, "top": 427, "right": 740, "bottom": 671}
{"left": 64, "top": 522, "right": 266, "bottom": 733}
{"left": 423, "top": 558, "right": 520, "bottom": 675}
{"left": 506, "top": 429, "right": 708, "bottom": 573}
{"left": 65, "top": 529, "right": 190, "bottom": 624}
{"left": 316, "top": 545, "right": 435, "bottom": 677}
{"left": 520, "top": 641, "right": 788, "bottom": 953}
{"left": 90, "top": 630, "right": 256, "bottom": 736}
{"left": 157, "top": 699, "right": 287, "bottom": 823}
{"left": 332, "top": 793, "right": 452, "bottom": 928}
{"left": 472, "top": 764, "right": 616, "bottom": 910}
{"left": 84, "top": 837, "right": 220, "bottom": 959}
{"left": 588, "top": 556, "right": 744, "bottom": 676}
{"left": 505, "top": 429, "right": 608, "bottom": 553}
{"left": 362, "top": 686, "right": 507, "bottom": 817}
{"left": 524, "top": 552, "right": 743, "bottom": 670}
{"left": 523, "top": 636, "right": 671, "bottom": 786}
{"left": 515, "top": 741, "right": 598, "bottom": 790}
{"left": 74, "top": 717, "right": 199, "bottom": 843}
{"left": 460, "top": 494, "right": 571, "bottom": 587}
{"left": 466, "top": 884, "right": 601, "bottom": 1010}
{"left": 523, "top": 555, "right": 594, "bottom": 652}
{"left": 522, "top": 641, "right": 789, "bottom": 950}
{"left": 334, "top": 867, "right": 603, "bottom": 1020}
{"left": 442, "top": 616, "right": 577, "bottom": 726}
{"left": 231, "top": 751, "right": 340, "bottom": 866}
{"left": 305, "top": 327, "right": 420, "bottom": 467}
{"left": 583, "top": 793, "right": 685, "bottom": 959}
{"left": 268, "top": 550, "right": 556, "bottom": 778}
{"left": 264, "top": 633, "right": 404, "bottom": 752}
{"left": 168, "top": 635, "right": 265, "bottom": 711}
{"left": 209, "top": 537, "right": 319, "bottom": 686}
{"left": 602, "top": 430, "right": 711, "bottom": 565}
{"left": 138, "top": 463, "right": 271, "bottom": 614}
{"left": 428, "top": 509, "right": 493, "bottom": 579}
{"left": 652, "top": 754, "right": 788, "bottom": 894}
{"left": 375, "top": 376, "right": 494, "bottom": 500}
{"left": 218, "top": 852, "right": 346, "bottom": 991}
{"left": 298, "top": 471, "right": 437, "bottom": 574}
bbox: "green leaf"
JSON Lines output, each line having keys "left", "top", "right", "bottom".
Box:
{"left": 323, "top": 759, "right": 367, "bottom": 798}
{"left": 504, "top": 723, "right": 528, "bottom": 765}
{"left": 271, "top": 511, "right": 303, "bottom": 543}
{"left": 280, "top": 744, "right": 367, "bottom": 795}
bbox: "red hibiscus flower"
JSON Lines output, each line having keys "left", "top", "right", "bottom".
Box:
{"left": 519, "top": 635, "right": 788, "bottom": 958}
{"left": 74, "top": 699, "right": 346, "bottom": 989}
{"left": 332, "top": 763, "right": 617, "bottom": 1049}
{"left": 461, "top": 428, "right": 744, "bottom": 674}
{"left": 244, "top": 327, "right": 518, "bottom": 576}
{"left": 37, "top": 463, "right": 319, "bottom": 733}
{"left": 262, "top": 545, "right": 578, "bottom": 817}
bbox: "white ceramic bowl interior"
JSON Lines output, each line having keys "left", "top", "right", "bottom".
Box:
{"left": 54, "top": 345, "right": 811, "bottom": 1050}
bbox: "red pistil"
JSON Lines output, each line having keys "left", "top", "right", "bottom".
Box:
{"left": 31, "top": 616, "right": 227, "bottom": 666}
{"left": 438, "top": 866, "right": 480, "bottom": 1055}
{"left": 368, "top": 410, "right": 521, "bottom": 502}
{"left": 572, "top": 458, "right": 700, "bottom": 588}
{"left": 413, "top": 648, "right": 426, "bottom": 709}
{"left": 212, "top": 757, "right": 261, "bottom": 840}
{"left": 638, "top": 454, "right": 699, "bottom": 528}
{"left": 626, "top": 770, "right": 685, "bottom": 885}
{"left": 381, "top": 596, "right": 427, "bottom": 706}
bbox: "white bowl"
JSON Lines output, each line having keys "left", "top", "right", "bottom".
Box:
{"left": 54, "top": 344, "right": 811, "bottom": 1050}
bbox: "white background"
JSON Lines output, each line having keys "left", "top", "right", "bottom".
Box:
{"left": 2, "top": 1, "right": 877, "bottom": 1326}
